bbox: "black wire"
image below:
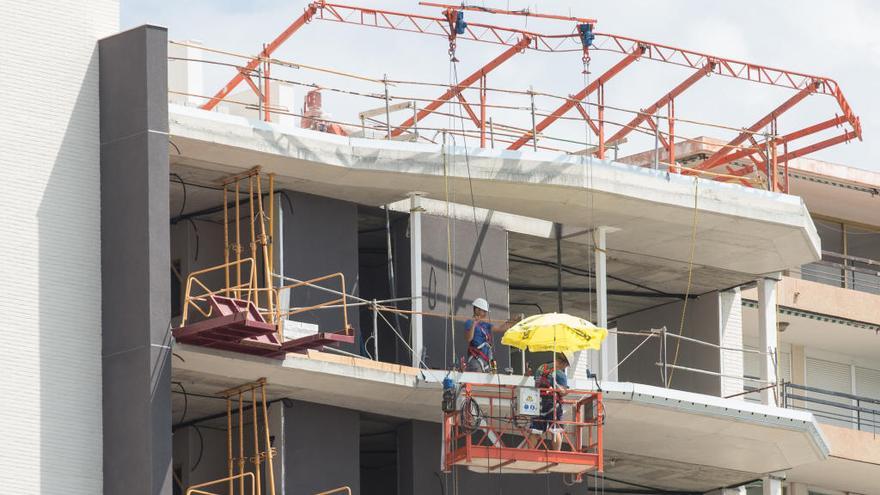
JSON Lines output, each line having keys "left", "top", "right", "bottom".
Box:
{"left": 170, "top": 173, "right": 187, "bottom": 218}
{"left": 187, "top": 218, "right": 200, "bottom": 261}
{"left": 174, "top": 381, "right": 188, "bottom": 424}
{"left": 191, "top": 424, "right": 205, "bottom": 471}
{"left": 169, "top": 139, "right": 182, "bottom": 155}
{"left": 434, "top": 471, "right": 445, "bottom": 495}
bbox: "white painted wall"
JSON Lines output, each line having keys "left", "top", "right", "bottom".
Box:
{"left": 720, "top": 289, "right": 745, "bottom": 398}
{"left": 0, "top": 2, "right": 118, "bottom": 493}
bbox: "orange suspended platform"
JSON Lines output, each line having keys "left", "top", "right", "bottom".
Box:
{"left": 442, "top": 383, "right": 603, "bottom": 476}
{"left": 173, "top": 295, "right": 354, "bottom": 358}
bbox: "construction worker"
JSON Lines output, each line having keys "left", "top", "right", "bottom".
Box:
{"left": 463, "top": 298, "right": 520, "bottom": 372}
{"left": 528, "top": 351, "right": 572, "bottom": 451}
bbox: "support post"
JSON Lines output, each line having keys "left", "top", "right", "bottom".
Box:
{"left": 409, "top": 193, "right": 424, "bottom": 368}
{"left": 479, "top": 75, "right": 487, "bottom": 148}
{"left": 555, "top": 223, "right": 563, "bottom": 312}
{"left": 762, "top": 473, "right": 784, "bottom": 495}
{"left": 758, "top": 274, "right": 780, "bottom": 406}
{"left": 667, "top": 100, "right": 676, "bottom": 172}
{"left": 372, "top": 299, "right": 379, "bottom": 362}
{"left": 597, "top": 84, "right": 606, "bottom": 159}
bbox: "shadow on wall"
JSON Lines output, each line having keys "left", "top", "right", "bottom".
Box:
{"left": 37, "top": 48, "right": 103, "bottom": 493}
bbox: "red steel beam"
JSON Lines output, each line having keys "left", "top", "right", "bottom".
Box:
{"left": 419, "top": 2, "right": 596, "bottom": 24}
{"left": 392, "top": 36, "right": 531, "bottom": 137}
{"left": 693, "top": 81, "right": 819, "bottom": 171}
{"left": 694, "top": 115, "right": 847, "bottom": 171}
{"left": 201, "top": 3, "right": 320, "bottom": 111}
{"left": 508, "top": 46, "right": 645, "bottom": 150}
{"left": 572, "top": 101, "right": 600, "bottom": 136}
{"left": 774, "top": 130, "right": 858, "bottom": 163}
{"left": 455, "top": 93, "right": 482, "bottom": 129}
{"left": 596, "top": 60, "right": 715, "bottom": 154}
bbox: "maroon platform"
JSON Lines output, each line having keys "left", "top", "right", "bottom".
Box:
{"left": 174, "top": 295, "right": 354, "bottom": 358}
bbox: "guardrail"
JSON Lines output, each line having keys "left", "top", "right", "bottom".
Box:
{"left": 782, "top": 382, "right": 880, "bottom": 432}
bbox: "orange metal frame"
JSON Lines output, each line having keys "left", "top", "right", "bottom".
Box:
{"left": 442, "top": 383, "right": 603, "bottom": 477}
{"left": 198, "top": 1, "right": 861, "bottom": 193}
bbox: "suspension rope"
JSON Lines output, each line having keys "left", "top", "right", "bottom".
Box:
{"left": 666, "top": 177, "right": 700, "bottom": 387}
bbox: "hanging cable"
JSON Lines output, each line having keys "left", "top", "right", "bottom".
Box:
{"left": 666, "top": 178, "right": 700, "bottom": 387}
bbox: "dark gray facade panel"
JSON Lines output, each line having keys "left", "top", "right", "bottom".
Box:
{"left": 99, "top": 25, "right": 172, "bottom": 495}
{"left": 281, "top": 190, "right": 359, "bottom": 347}
{"left": 284, "top": 400, "right": 360, "bottom": 494}
{"left": 616, "top": 292, "right": 721, "bottom": 395}
{"left": 419, "top": 214, "right": 510, "bottom": 370}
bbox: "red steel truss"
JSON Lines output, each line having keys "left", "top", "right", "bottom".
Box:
{"left": 198, "top": 1, "right": 862, "bottom": 192}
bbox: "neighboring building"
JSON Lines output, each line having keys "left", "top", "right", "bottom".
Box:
{"left": 3, "top": 3, "right": 880, "bottom": 495}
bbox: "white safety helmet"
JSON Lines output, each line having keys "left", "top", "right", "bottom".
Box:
{"left": 560, "top": 351, "right": 575, "bottom": 367}
{"left": 472, "top": 297, "right": 489, "bottom": 312}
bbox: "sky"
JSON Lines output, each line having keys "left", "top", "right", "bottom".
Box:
{"left": 123, "top": 0, "right": 880, "bottom": 172}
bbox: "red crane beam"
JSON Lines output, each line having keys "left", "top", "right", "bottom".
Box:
{"left": 391, "top": 36, "right": 532, "bottom": 138}
{"left": 707, "top": 115, "right": 849, "bottom": 169}
{"left": 775, "top": 130, "right": 858, "bottom": 163}
{"left": 418, "top": 2, "right": 596, "bottom": 24}
{"left": 200, "top": 2, "right": 320, "bottom": 111}
{"left": 507, "top": 46, "right": 645, "bottom": 150}
{"left": 596, "top": 60, "right": 715, "bottom": 154}
{"left": 692, "top": 81, "right": 819, "bottom": 172}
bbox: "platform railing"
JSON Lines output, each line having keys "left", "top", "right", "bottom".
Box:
{"left": 782, "top": 382, "right": 880, "bottom": 432}
{"left": 185, "top": 472, "right": 255, "bottom": 495}
{"left": 182, "top": 258, "right": 259, "bottom": 325}
{"left": 180, "top": 259, "right": 352, "bottom": 340}
{"left": 443, "top": 383, "right": 603, "bottom": 476}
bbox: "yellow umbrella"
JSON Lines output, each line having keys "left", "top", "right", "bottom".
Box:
{"left": 501, "top": 313, "right": 607, "bottom": 353}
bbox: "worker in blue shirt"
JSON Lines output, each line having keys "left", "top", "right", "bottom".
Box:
{"left": 463, "top": 297, "right": 520, "bottom": 372}
{"left": 528, "top": 351, "right": 572, "bottom": 451}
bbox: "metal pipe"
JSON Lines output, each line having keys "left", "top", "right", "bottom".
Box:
{"left": 248, "top": 176, "right": 259, "bottom": 309}
{"left": 255, "top": 174, "right": 274, "bottom": 322}
{"left": 529, "top": 87, "right": 538, "bottom": 151}
{"left": 384, "top": 74, "right": 391, "bottom": 139}
{"left": 235, "top": 180, "right": 242, "bottom": 299}
{"left": 238, "top": 393, "right": 244, "bottom": 495}
{"left": 252, "top": 388, "right": 261, "bottom": 495}
{"left": 489, "top": 117, "right": 495, "bottom": 148}
{"left": 653, "top": 115, "right": 660, "bottom": 170}
{"left": 260, "top": 383, "right": 277, "bottom": 495}
{"left": 555, "top": 223, "right": 563, "bottom": 312}
{"left": 227, "top": 398, "right": 233, "bottom": 495}
{"left": 224, "top": 184, "right": 230, "bottom": 297}
{"left": 372, "top": 299, "right": 379, "bottom": 361}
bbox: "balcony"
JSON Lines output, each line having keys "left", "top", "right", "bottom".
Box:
{"left": 782, "top": 382, "right": 880, "bottom": 432}
{"left": 796, "top": 250, "right": 880, "bottom": 296}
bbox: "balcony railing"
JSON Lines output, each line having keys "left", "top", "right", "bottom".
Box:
{"left": 782, "top": 382, "right": 880, "bottom": 432}
{"left": 794, "top": 250, "right": 880, "bottom": 295}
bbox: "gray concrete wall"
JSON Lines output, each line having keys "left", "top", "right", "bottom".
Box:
{"left": 281, "top": 191, "right": 359, "bottom": 349}
{"left": 616, "top": 292, "right": 722, "bottom": 395}
{"left": 285, "top": 400, "right": 360, "bottom": 494}
{"left": 99, "top": 25, "right": 172, "bottom": 495}
{"left": 419, "top": 214, "right": 510, "bottom": 370}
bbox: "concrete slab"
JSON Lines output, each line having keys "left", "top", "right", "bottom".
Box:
{"left": 172, "top": 345, "right": 829, "bottom": 491}
{"left": 168, "top": 106, "right": 820, "bottom": 283}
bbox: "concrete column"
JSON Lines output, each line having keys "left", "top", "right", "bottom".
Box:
{"left": 99, "top": 26, "right": 172, "bottom": 495}
{"left": 788, "top": 482, "right": 809, "bottom": 495}
{"left": 763, "top": 473, "right": 784, "bottom": 495}
{"left": 758, "top": 274, "right": 780, "bottom": 405}
{"left": 409, "top": 193, "right": 424, "bottom": 368}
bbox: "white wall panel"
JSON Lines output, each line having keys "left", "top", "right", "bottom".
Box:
{"left": 0, "top": 2, "right": 118, "bottom": 493}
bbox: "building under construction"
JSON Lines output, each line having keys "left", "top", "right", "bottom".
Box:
{"left": 3, "top": 2, "right": 880, "bottom": 495}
